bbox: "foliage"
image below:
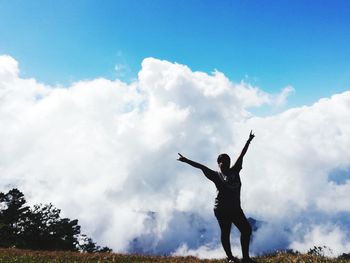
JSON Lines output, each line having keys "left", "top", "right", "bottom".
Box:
{"left": 0, "top": 189, "right": 31, "bottom": 247}
{"left": 79, "top": 235, "right": 112, "bottom": 253}
{"left": 308, "top": 246, "right": 334, "bottom": 257}
{"left": 0, "top": 188, "right": 111, "bottom": 253}
{"left": 338, "top": 253, "right": 350, "bottom": 260}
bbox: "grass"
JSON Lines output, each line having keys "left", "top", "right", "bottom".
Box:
{"left": 0, "top": 248, "right": 349, "bottom": 263}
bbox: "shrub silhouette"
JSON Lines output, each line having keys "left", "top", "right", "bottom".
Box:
{"left": 0, "top": 188, "right": 110, "bottom": 252}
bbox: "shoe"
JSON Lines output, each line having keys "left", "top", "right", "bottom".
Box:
{"left": 226, "top": 257, "right": 240, "bottom": 263}
{"left": 241, "top": 258, "right": 257, "bottom": 263}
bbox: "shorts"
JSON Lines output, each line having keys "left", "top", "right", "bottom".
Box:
{"left": 214, "top": 207, "right": 252, "bottom": 235}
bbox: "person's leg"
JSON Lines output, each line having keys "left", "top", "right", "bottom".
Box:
{"left": 215, "top": 212, "right": 235, "bottom": 260}
{"left": 232, "top": 208, "right": 252, "bottom": 260}
{"left": 218, "top": 219, "right": 234, "bottom": 259}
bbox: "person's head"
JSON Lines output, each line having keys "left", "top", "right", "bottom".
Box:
{"left": 217, "top": 153, "right": 230, "bottom": 172}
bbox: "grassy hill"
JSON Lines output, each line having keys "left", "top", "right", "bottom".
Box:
{"left": 0, "top": 248, "right": 349, "bottom": 263}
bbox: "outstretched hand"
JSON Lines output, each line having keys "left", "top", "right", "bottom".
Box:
{"left": 248, "top": 130, "right": 255, "bottom": 142}
{"left": 177, "top": 153, "right": 187, "bottom": 162}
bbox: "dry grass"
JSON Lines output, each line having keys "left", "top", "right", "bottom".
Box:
{"left": 257, "top": 251, "right": 349, "bottom": 263}
{"left": 0, "top": 248, "right": 349, "bottom": 263}
{"left": 0, "top": 248, "right": 219, "bottom": 263}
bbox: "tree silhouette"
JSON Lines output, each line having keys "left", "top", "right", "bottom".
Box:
{"left": 22, "top": 203, "right": 81, "bottom": 251}
{"left": 79, "top": 235, "right": 112, "bottom": 253}
{"left": 0, "top": 188, "right": 111, "bottom": 252}
{"left": 0, "top": 188, "right": 30, "bottom": 247}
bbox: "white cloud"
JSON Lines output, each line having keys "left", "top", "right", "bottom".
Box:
{"left": 290, "top": 224, "right": 350, "bottom": 256}
{"left": 0, "top": 55, "right": 19, "bottom": 80}
{"left": 274, "top": 85, "right": 295, "bottom": 106}
{"left": 114, "top": 63, "right": 129, "bottom": 78}
{"left": 316, "top": 181, "right": 350, "bottom": 213}
{"left": 1, "top": 55, "right": 350, "bottom": 257}
{"left": 172, "top": 243, "right": 230, "bottom": 259}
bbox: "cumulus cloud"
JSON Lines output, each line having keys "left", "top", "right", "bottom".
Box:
{"left": 274, "top": 85, "right": 295, "bottom": 106}
{"left": 290, "top": 224, "right": 350, "bottom": 256}
{"left": 0, "top": 55, "right": 19, "bottom": 80}
{"left": 1, "top": 55, "right": 350, "bottom": 257}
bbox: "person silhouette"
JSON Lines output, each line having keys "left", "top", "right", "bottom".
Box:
{"left": 177, "top": 131, "right": 256, "bottom": 263}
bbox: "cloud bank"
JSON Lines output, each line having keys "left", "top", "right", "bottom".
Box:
{"left": 1, "top": 55, "right": 350, "bottom": 258}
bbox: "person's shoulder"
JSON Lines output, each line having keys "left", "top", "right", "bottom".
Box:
{"left": 206, "top": 167, "right": 218, "bottom": 176}
{"left": 203, "top": 167, "right": 219, "bottom": 180}
{"left": 230, "top": 164, "right": 242, "bottom": 173}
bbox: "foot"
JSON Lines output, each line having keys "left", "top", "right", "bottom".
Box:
{"left": 241, "top": 258, "right": 257, "bottom": 263}
{"left": 226, "top": 256, "right": 240, "bottom": 263}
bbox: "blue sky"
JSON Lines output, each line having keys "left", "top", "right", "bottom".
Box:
{"left": 1, "top": 0, "right": 350, "bottom": 107}
{"left": 2, "top": 1, "right": 350, "bottom": 255}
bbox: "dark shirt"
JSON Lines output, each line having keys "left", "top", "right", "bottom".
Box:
{"left": 203, "top": 158, "right": 242, "bottom": 212}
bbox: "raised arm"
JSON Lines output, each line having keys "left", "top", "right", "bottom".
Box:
{"left": 177, "top": 153, "right": 208, "bottom": 170}
{"left": 177, "top": 153, "right": 216, "bottom": 180}
{"left": 233, "top": 131, "right": 255, "bottom": 169}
